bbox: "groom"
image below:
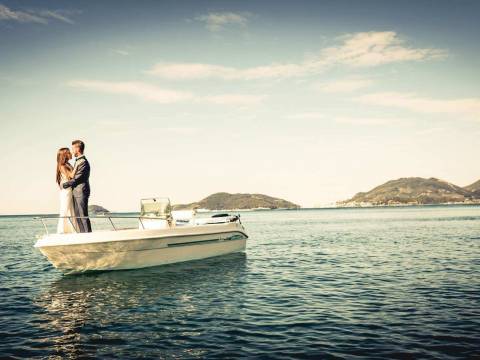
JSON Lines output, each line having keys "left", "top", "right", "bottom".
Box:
{"left": 63, "top": 140, "right": 92, "bottom": 233}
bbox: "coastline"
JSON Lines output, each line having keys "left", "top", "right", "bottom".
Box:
{"left": 336, "top": 201, "right": 480, "bottom": 208}
{"left": 2, "top": 202, "right": 480, "bottom": 217}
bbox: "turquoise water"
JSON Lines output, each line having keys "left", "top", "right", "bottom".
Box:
{"left": 0, "top": 206, "right": 479, "bottom": 358}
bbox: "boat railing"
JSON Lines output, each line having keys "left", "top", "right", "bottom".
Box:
{"left": 33, "top": 215, "right": 168, "bottom": 235}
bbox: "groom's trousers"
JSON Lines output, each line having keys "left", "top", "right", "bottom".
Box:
{"left": 73, "top": 195, "right": 92, "bottom": 233}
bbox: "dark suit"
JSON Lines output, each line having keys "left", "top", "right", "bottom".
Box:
{"left": 63, "top": 155, "right": 92, "bottom": 233}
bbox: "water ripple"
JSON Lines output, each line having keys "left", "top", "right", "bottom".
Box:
{"left": 0, "top": 206, "right": 479, "bottom": 358}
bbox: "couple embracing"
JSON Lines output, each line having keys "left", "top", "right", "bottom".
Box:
{"left": 56, "top": 140, "right": 92, "bottom": 234}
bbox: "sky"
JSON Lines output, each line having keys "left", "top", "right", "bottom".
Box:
{"left": 0, "top": 0, "right": 479, "bottom": 214}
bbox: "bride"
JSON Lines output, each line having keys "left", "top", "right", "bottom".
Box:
{"left": 56, "top": 148, "right": 77, "bottom": 233}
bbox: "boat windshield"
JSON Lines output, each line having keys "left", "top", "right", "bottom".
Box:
{"left": 140, "top": 198, "right": 172, "bottom": 219}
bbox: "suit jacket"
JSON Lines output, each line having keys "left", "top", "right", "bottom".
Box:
{"left": 64, "top": 155, "right": 91, "bottom": 198}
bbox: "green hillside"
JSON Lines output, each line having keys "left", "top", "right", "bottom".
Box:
{"left": 339, "top": 177, "right": 480, "bottom": 206}
{"left": 464, "top": 179, "right": 480, "bottom": 196}
{"left": 174, "top": 192, "right": 300, "bottom": 210}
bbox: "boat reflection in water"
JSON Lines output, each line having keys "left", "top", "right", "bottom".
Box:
{"left": 33, "top": 253, "right": 247, "bottom": 358}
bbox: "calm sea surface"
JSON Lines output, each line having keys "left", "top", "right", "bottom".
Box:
{"left": 0, "top": 206, "right": 479, "bottom": 359}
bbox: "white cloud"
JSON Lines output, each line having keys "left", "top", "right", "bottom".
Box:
{"left": 148, "top": 31, "right": 446, "bottom": 80}
{"left": 68, "top": 80, "right": 194, "bottom": 103}
{"left": 37, "top": 10, "right": 76, "bottom": 24}
{"left": 319, "top": 31, "right": 446, "bottom": 67}
{"left": 0, "top": 3, "right": 77, "bottom": 24}
{"left": 414, "top": 127, "right": 446, "bottom": 136}
{"left": 68, "top": 80, "right": 265, "bottom": 106}
{"left": 147, "top": 62, "right": 307, "bottom": 80}
{"left": 314, "top": 77, "right": 373, "bottom": 93}
{"left": 148, "top": 63, "right": 236, "bottom": 80}
{"left": 285, "top": 113, "right": 403, "bottom": 125}
{"left": 286, "top": 112, "right": 325, "bottom": 120}
{"left": 111, "top": 49, "right": 130, "bottom": 56}
{"left": 162, "top": 127, "right": 198, "bottom": 135}
{"left": 0, "top": 3, "right": 46, "bottom": 23}
{"left": 355, "top": 92, "right": 480, "bottom": 119}
{"left": 93, "top": 121, "right": 199, "bottom": 136}
{"left": 201, "top": 94, "right": 265, "bottom": 105}
{"left": 195, "top": 11, "right": 250, "bottom": 32}
{"left": 335, "top": 116, "right": 401, "bottom": 125}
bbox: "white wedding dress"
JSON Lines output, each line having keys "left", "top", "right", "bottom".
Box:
{"left": 57, "top": 173, "right": 76, "bottom": 234}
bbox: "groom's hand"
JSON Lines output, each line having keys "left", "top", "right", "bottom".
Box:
{"left": 62, "top": 182, "right": 71, "bottom": 189}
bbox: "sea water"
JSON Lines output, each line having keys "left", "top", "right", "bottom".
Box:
{"left": 0, "top": 206, "right": 479, "bottom": 358}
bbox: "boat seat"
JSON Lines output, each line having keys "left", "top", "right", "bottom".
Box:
{"left": 139, "top": 218, "right": 170, "bottom": 229}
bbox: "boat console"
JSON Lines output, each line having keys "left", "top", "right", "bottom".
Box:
{"left": 140, "top": 198, "right": 173, "bottom": 229}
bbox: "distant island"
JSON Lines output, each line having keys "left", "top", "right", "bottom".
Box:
{"left": 338, "top": 177, "right": 480, "bottom": 207}
{"left": 173, "top": 192, "right": 300, "bottom": 211}
{"left": 88, "top": 205, "right": 110, "bottom": 214}
{"left": 464, "top": 179, "right": 480, "bottom": 197}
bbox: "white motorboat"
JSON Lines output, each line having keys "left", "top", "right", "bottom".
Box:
{"left": 34, "top": 198, "right": 248, "bottom": 274}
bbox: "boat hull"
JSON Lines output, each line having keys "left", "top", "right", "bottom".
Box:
{"left": 35, "top": 222, "right": 247, "bottom": 274}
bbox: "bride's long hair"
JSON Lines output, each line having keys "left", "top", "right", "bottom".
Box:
{"left": 56, "top": 148, "right": 71, "bottom": 186}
